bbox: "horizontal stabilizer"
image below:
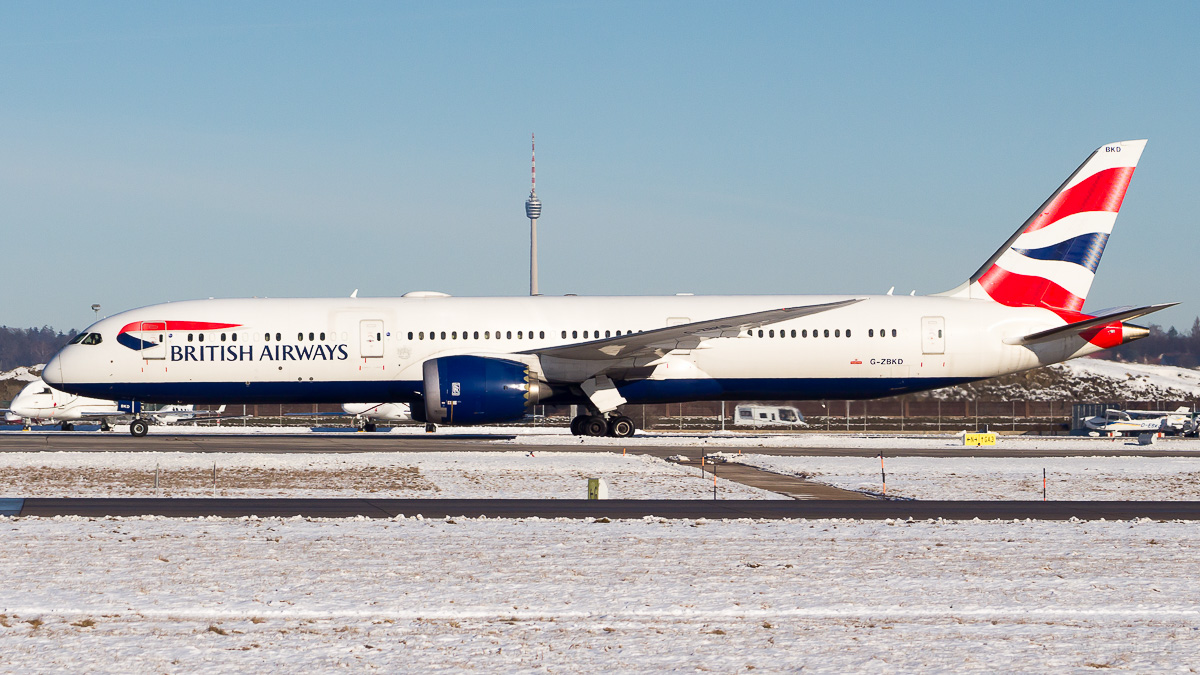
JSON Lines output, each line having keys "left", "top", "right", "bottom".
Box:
{"left": 1005, "top": 303, "right": 1177, "bottom": 346}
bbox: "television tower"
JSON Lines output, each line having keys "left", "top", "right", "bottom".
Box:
{"left": 525, "top": 133, "right": 542, "bottom": 296}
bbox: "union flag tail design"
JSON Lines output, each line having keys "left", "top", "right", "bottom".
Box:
{"left": 962, "top": 140, "right": 1146, "bottom": 315}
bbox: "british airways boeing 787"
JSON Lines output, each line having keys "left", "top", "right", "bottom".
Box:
{"left": 45, "top": 140, "right": 1171, "bottom": 436}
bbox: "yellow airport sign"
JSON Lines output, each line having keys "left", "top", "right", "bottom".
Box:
{"left": 964, "top": 432, "right": 997, "bottom": 446}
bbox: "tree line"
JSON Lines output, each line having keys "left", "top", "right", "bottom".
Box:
{"left": 0, "top": 326, "right": 79, "bottom": 371}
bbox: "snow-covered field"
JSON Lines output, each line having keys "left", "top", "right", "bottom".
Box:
{"left": 0, "top": 451, "right": 782, "bottom": 500}
{"left": 2, "top": 516, "right": 1198, "bottom": 672}
{"left": 1063, "top": 358, "right": 1200, "bottom": 398}
{"left": 736, "top": 454, "right": 1200, "bottom": 501}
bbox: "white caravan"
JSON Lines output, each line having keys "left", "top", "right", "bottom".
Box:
{"left": 734, "top": 404, "right": 805, "bottom": 427}
{"left": 44, "top": 141, "right": 1170, "bottom": 437}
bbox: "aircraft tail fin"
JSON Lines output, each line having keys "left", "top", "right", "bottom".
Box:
{"left": 941, "top": 140, "right": 1147, "bottom": 314}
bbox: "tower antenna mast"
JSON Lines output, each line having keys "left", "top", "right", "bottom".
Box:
{"left": 525, "top": 133, "right": 542, "bottom": 296}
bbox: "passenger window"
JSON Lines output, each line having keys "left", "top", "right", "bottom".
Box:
{"left": 506, "top": 331, "right": 512, "bottom": 339}
{"left": 452, "top": 331, "right": 458, "bottom": 340}
{"left": 769, "top": 330, "right": 775, "bottom": 338}
{"left": 198, "top": 333, "right": 204, "bottom": 342}
{"left": 823, "top": 329, "right": 829, "bottom": 338}
{"left": 440, "top": 331, "right": 446, "bottom": 340}
{"left": 320, "top": 332, "right": 325, "bottom": 341}
{"left": 298, "top": 333, "right": 304, "bottom": 341}
{"left": 758, "top": 330, "right": 763, "bottom": 337}
{"left": 892, "top": 329, "right": 897, "bottom": 337}
{"left": 572, "top": 330, "right": 578, "bottom": 339}
{"left": 802, "top": 330, "right": 807, "bottom": 338}
{"left": 791, "top": 330, "right": 796, "bottom": 338}
{"left": 846, "top": 329, "right": 851, "bottom": 338}
{"left": 419, "top": 332, "right": 425, "bottom": 340}
{"left": 264, "top": 333, "right": 271, "bottom": 341}
{"left": 938, "top": 329, "right": 943, "bottom": 338}
{"left": 188, "top": 334, "right": 193, "bottom": 342}
{"left": 517, "top": 331, "right": 523, "bottom": 339}
{"left": 880, "top": 328, "right": 885, "bottom": 337}
{"left": 308, "top": 332, "right": 314, "bottom": 341}
{"left": 275, "top": 333, "right": 281, "bottom": 342}
{"left": 474, "top": 331, "right": 480, "bottom": 339}
{"left": 869, "top": 329, "right": 874, "bottom": 337}
{"left": 605, "top": 330, "right": 611, "bottom": 338}
{"left": 408, "top": 332, "right": 414, "bottom": 340}
{"left": 220, "top": 333, "right": 226, "bottom": 342}
{"left": 539, "top": 331, "right": 545, "bottom": 339}
{"left": 484, "top": 331, "right": 490, "bottom": 339}
{"left": 835, "top": 329, "right": 840, "bottom": 337}
{"left": 232, "top": 333, "right": 238, "bottom": 342}
{"left": 561, "top": 331, "right": 567, "bottom": 339}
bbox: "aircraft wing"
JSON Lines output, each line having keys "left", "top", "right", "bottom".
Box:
{"left": 523, "top": 298, "right": 866, "bottom": 362}
{"left": 1005, "top": 303, "right": 1177, "bottom": 346}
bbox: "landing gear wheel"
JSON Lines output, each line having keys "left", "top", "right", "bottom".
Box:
{"left": 581, "top": 416, "right": 609, "bottom": 437}
{"left": 60, "top": 422, "right": 74, "bottom": 432}
{"left": 129, "top": 419, "right": 149, "bottom": 437}
{"left": 607, "top": 416, "right": 635, "bottom": 438}
{"left": 569, "top": 415, "right": 588, "bottom": 436}
{"left": 100, "top": 421, "right": 112, "bottom": 432}
{"left": 425, "top": 423, "right": 437, "bottom": 433}
{"left": 364, "top": 422, "right": 378, "bottom": 433}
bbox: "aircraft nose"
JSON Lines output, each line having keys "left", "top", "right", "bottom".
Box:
{"left": 43, "top": 352, "right": 65, "bottom": 386}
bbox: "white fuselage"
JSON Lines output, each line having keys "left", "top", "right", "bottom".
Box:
{"left": 44, "top": 293, "right": 1111, "bottom": 408}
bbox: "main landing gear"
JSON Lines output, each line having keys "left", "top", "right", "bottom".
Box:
{"left": 570, "top": 414, "right": 636, "bottom": 438}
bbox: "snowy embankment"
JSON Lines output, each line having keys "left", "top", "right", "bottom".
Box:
{"left": 0, "top": 451, "right": 783, "bottom": 500}
{"left": 1, "top": 516, "right": 1198, "bottom": 672}
{"left": 735, "top": 454, "right": 1200, "bottom": 501}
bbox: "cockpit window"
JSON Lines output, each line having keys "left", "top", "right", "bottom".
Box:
{"left": 79, "top": 333, "right": 103, "bottom": 345}
{"left": 68, "top": 333, "right": 88, "bottom": 345}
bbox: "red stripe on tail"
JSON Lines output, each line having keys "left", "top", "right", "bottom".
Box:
{"left": 1023, "top": 166, "right": 1134, "bottom": 233}
{"left": 977, "top": 266, "right": 1084, "bottom": 313}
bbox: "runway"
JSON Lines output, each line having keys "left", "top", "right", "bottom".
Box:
{"left": 5, "top": 497, "right": 1200, "bottom": 520}
{"left": 3, "top": 431, "right": 1199, "bottom": 458}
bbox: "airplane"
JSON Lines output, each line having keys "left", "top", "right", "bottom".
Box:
{"left": 4, "top": 378, "right": 220, "bottom": 432}
{"left": 286, "top": 402, "right": 413, "bottom": 431}
{"left": 341, "top": 402, "right": 412, "bottom": 432}
{"left": 1083, "top": 407, "right": 1196, "bottom": 436}
{"left": 43, "top": 140, "right": 1171, "bottom": 438}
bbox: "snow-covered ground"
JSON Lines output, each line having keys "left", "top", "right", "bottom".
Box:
{"left": 1, "top": 516, "right": 1198, "bottom": 672}
{"left": 1063, "top": 358, "right": 1200, "bottom": 398}
{"left": 0, "top": 451, "right": 783, "bottom": 500}
{"left": 736, "top": 454, "right": 1200, "bottom": 501}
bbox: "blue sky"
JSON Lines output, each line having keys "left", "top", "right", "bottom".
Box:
{"left": 3, "top": 2, "right": 1198, "bottom": 331}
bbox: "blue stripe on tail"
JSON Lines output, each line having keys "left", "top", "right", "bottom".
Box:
{"left": 1013, "top": 232, "right": 1109, "bottom": 273}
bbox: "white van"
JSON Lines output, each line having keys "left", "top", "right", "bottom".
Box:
{"left": 734, "top": 404, "right": 805, "bottom": 427}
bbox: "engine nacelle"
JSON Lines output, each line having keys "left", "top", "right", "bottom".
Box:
{"left": 422, "top": 355, "right": 545, "bottom": 425}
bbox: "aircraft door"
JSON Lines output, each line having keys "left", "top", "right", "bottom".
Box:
{"left": 922, "top": 316, "right": 945, "bottom": 354}
{"left": 139, "top": 321, "right": 168, "bottom": 359}
{"left": 360, "top": 320, "right": 385, "bottom": 358}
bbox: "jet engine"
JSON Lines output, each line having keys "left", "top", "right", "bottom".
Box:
{"left": 421, "top": 355, "right": 547, "bottom": 425}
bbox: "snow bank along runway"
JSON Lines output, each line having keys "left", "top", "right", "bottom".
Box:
{"left": 7, "top": 427, "right": 1200, "bottom": 458}
{"left": 2, "top": 515, "right": 1198, "bottom": 672}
